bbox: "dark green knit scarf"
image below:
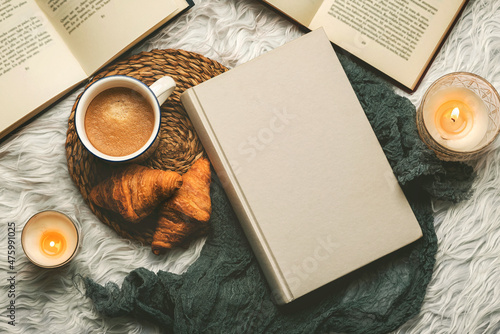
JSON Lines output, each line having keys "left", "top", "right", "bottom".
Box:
{"left": 81, "top": 49, "right": 475, "bottom": 334}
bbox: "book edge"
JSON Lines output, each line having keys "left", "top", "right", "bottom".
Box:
{"left": 408, "top": 0, "right": 469, "bottom": 91}
{"left": 181, "top": 88, "right": 295, "bottom": 304}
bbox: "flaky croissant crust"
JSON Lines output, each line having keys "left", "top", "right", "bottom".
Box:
{"left": 152, "top": 157, "right": 212, "bottom": 253}
{"left": 89, "top": 164, "right": 182, "bottom": 223}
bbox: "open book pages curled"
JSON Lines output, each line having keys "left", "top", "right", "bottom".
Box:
{"left": 263, "top": 0, "right": 468, "bottom": 91}
{"left": 0, "top": 0, "right": 192, "bottom": 140}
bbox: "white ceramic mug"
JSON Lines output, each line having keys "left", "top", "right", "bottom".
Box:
{"left": 75, "top": 75, "right": 176, "bottom": 163}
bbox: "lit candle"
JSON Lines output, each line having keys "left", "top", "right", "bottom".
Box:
{"left": 22, "top": 211, "right": 79, "bottom": 268}
{"left": 423, "top": 87, "right": 489, "bottom": 151}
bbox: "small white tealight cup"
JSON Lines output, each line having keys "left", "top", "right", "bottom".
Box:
{"left": 21, "top": 211, "right": 80, "bottom": 268}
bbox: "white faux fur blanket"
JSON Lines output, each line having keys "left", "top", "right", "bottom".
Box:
{"left": 1, "top": 0, "right": 499, "bottom": 333}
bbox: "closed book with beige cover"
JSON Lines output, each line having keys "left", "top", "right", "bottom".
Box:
{"left": 180, "top": 29, "right": 422, "bottom": 304}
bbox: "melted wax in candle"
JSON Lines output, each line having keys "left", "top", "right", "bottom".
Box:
{"left": 40, "top": 230, "right": 67, "bottom": 257}
{"left": 435, "top": 100, "right": 474, "bottom": 139}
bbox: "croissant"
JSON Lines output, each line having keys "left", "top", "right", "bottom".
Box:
{"left": 89, "top": 164, "right": 182, "bottom": 223}
{"left": 152, "top": 157, "right": 212, "bottom": 254}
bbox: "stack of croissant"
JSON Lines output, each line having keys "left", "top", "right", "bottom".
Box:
{"left": 89, "top": 157, "right": 212, "bottom": 254}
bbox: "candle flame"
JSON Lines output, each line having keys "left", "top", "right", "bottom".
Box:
{"left": 40, "top": 230, "right": 67, "bottom": 256}
{"left": 451, "top": 107, "right": 460, "bottom": 122}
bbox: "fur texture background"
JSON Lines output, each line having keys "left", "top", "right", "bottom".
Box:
{"left": 0, "top": 0, "right": 499, "bottom": 333}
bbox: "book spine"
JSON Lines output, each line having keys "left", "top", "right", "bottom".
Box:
{"left": 181, "top": 89, "right": 294, "bottom": 304}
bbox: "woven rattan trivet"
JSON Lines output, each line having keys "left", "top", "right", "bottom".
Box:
{"left": 65, "top": 49, "right": 228, "bottom": 245}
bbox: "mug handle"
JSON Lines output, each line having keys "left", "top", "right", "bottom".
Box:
{"left": 149, "top": 76, "right": 176, "bottom": 105}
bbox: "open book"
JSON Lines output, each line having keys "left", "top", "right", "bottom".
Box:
{"left": 263, "top": 0, "right": 468, "bottom": 91}
{"left": 0, "top": 0, "right": 192, "bottom": 140}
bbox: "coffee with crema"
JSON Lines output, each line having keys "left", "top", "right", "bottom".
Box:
{"left": 85, "top": 87, "right": 155, "bottom": 157}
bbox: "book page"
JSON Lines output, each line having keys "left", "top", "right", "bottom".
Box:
{"left": 36, "top": 0, "right": 188, "bottom": 75}
{"left": 263, "top": 0, "right": 324, "bottom": 26}
{"left": 0, "top": 0, "right": 86, "bottom": 135}
{"left": 309, "top": 0, "right": 466, "bottom": 89}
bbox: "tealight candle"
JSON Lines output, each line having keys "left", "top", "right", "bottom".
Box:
{"left": 416, "top": 72, "right": 500, "bottom": 161}
{"left": 423, "top": 87, "right": 489, "bottom": 151}
{"left": 22, "top": 211, "right": 80, "bottom": 268}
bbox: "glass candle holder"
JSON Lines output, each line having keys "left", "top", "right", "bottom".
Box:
{"left": 416, "top": 72, "right": 500, "bottom": 161}
{"left": 21, "top": 211, "right": 80, "bottom": 268}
